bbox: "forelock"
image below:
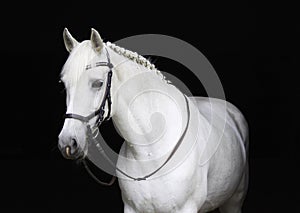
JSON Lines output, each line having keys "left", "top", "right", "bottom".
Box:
{"left": 61, "top": 41, "right": 99, "bottom": 85}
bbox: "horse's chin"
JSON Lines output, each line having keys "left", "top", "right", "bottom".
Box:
{"left": 73, "top": 144, "right": 88, "bottom": 161}
{"left": 82, "top": 146, "right": 88, "bottom": 159}
{"left": 63, "top": 148, "right": 84, "bottom": 160}
{"left": 75, "top": 153, "right": 85, "bottom": 162}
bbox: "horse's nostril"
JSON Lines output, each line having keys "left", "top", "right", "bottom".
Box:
{"left": 63, "top": 139, "right": 80, "bottom": 159}
{"left": 71, "top": 138, "right": 78, "bottom": 149}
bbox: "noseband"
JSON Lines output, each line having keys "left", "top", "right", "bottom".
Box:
{"left": 64, "top": 48, "right": 113, "bottom": 127}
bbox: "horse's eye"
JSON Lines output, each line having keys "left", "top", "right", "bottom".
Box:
{"left": 91, "top": 80, "right": 103, "bottom": 88}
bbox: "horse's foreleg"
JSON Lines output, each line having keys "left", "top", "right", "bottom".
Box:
{"left": 219, "top": 162, "right": 249, "bottom": 213}
{"left": 180, "top": 174, "right": 208, "bottom": 213}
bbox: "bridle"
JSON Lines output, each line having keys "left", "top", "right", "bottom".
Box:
{"left": 63, "top": 47, "right": 191, "bottom": 186}
{"left": 64, "top": 48, "right": 113, "bottom": 127}
{"left": 63, "top": 47, "right": 116, "bottom": 186}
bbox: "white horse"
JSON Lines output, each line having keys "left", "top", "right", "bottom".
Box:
{"left": 58, "top": 28, "right": 249, "bottom": 213}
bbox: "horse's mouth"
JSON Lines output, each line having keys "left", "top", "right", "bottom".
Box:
{"left": 63, "top": 146, "right": 85, "bottom": 160}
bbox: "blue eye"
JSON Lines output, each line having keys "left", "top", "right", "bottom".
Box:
{"left": 91, "top": 80, "right": 103, "bottom": 88}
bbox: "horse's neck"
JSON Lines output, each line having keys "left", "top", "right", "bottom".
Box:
{"left": 110, "top": 49, "right": 188, "bottom": 160}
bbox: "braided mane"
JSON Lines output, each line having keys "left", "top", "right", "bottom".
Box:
{"left": 106, "top": 42, "right": 170, "bottom": 83}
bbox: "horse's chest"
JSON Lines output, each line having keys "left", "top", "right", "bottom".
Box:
{"left": 120, "top": 163, "right": 200, "bottom": 212}
{"left": 119, "top": 178, "right": 193, "bottom": 212}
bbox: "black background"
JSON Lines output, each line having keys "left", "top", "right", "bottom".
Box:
{"left": 1, "top": 1, "right": 299, "bottom": 212}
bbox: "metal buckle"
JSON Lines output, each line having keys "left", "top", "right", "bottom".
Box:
{"left": 107, "top": 63, "right": 114, "bottom": 69}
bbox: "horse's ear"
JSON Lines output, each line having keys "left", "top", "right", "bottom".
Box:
{"left": 63, "top": 28, "right": 78, "bottom": 53}
{"left": 90, "top": 28, "right": 103, "bottom": 53}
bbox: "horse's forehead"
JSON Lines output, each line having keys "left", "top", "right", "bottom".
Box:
{"left": 62, "top": 41, "right": 105, "bottom": 84}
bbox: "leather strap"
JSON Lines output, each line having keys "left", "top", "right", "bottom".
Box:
{"left": 83, "top": 159, "right": 116, "bottom": 186}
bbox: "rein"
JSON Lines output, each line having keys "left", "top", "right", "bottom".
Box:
{"left": 64, "top": 47, "right": 191, "bottom": 186}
